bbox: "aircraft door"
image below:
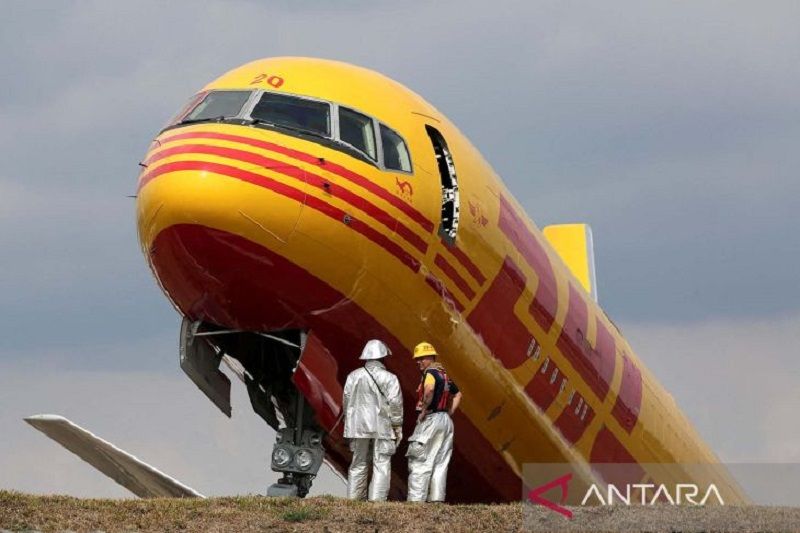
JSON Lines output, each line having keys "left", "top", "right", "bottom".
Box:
{"left": 425, "top": 125, "right": 460, "bottom": 245}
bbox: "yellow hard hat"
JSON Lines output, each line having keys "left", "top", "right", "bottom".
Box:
{"left": 413, "top": 342, "right": 437, "bottom": 359}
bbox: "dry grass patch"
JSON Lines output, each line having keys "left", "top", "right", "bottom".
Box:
{"left": 0, "top": 492, "right": 524, "bottom": 532}
{"left": 2, "top": 491, "right": 799, "bottom": 532}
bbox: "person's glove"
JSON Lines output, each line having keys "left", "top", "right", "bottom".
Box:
{"left": 393, "top": 426, "right": 403, "bottom": 446}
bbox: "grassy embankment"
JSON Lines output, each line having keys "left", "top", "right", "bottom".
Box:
{"left": 1, "top": 490, "right": 799, "bottom": 532}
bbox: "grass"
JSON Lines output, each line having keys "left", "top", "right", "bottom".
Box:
{"left": 281, "top": 506, "right": 323, "bottom": 522}
{"left": 0, "top": 490, "right": 798, "bottom": 532}
{"left": 0, "top": 491, "right": 523, "bottom": 532}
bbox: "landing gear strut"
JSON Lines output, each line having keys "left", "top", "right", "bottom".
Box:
{"left": 265, "top": 385, "right": 325, "bottom": 498}
{"left": 179, "top": 319, "right": 326, "bottom": 498}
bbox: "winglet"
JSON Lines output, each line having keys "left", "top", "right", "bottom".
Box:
{"left": 24, "top": 414, "right": 204, "bottom": 498}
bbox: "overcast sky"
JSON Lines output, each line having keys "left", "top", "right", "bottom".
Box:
{"left": 1, "top": 1, "right": 798, "bottom": 500}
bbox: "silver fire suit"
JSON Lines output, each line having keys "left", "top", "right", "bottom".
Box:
{"left": 343, "top": 359, "right": 403, "bottom": 501}
{"left": 406, "top": 411, "right": 454, "bottom": 502}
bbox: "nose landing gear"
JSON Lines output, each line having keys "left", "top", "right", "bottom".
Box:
{"left": 179, "top": 319, "right": 327, "bottom": 497}
{"left": 265, "top": 389, "right": 325, "bottom": 498}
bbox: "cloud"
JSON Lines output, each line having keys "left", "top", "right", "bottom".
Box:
{"left": 0, "top": 359, "right": 346, "bottom": 498}
{"left": 0, "top": 0, "right": 797, "bottom": 502}
{"left": 1, "top": 0, "right": 797, "bottom": 328}
{"left": 625, "top": 312, "right": 800, "bottom": 463}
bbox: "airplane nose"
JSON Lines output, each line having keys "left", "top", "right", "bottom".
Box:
{"left": 136, "top": 135, "right": 307, "bottom": 252}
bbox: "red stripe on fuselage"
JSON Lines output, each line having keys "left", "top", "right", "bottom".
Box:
{"left": 554, "top": 392, "right": 595, "bottom": 445}
{"left": 497, "top": 196, "right": 558, "bottom": 333}
{"left": 424, "top": 273, "right": 465, "bottom": 313}
{"left": 466, "top": 257, "right": 531, "bottom": 369}
{"left": 156, "top": 130, "right": 435, "bottom": 233}
{"left": 139, "top": 160, "right": 420, "bottom": 273}
{"left": 141, "top": 143, "right": 428, "bottom": 254}
{"left": 434, "top": 254, "right": 475, "bottom": 300}
{"left": 441, "top": 240, "right": 487, "bottom": 286}
{"left": 611, "top": 352, "right": 642, "bottom": 433}
{"left": 555, "top": 283, "right": 615, "bottom": 401}
{"left": 527, "top": 358, "right": 563, "bottom": 412}
{"left": 590, "top": 428, "right": 644, "bottom": 486}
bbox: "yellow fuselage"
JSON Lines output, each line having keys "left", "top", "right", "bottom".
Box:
{"left": 136, "top": 57, "right": 743, "bottom": 502}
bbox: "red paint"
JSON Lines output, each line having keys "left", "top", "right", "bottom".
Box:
{"left": 424, "top": 273, "right": 465, "bottom": 313}
{"left": 292, "top": 331, "right": 343, "bottom": 436}
{"left": 149, "top": 223, "right": 518, "bottom": 502}
{"left": 140, "top": 158, "right": 306, "bottom": 203}
{"left": 142, "top": 143, "right": 428, "bottom": 254}
{"left": 140, "top": 159, "right": 420, "bottom": 273}
{"left": 528, "top": 473, "right": 573, "bottom": 519}
{"left": 441, "top": 239, "right": 487, "bottom": 286}
{"left": 497, "top": 196, "right": 558, "bottom": 332}
{"left": 466, "top": 257, "right": 531, "bottom": 369}
{"left": 555, "top": 283, "right": 614, "bottom": 401}
{"left": 249, "top": 73, "right": 284, "bottom": 88}
{"left": 434, "top": 254, "right": 475, "bottom": 300}
{"left": 467, "top": 200, "right": 489, "bottom": 228}
{"left": 395, "top": 176, "right": 413, "bottom": 198}
{"left": 526, "top": 359, "right": 563, "bottom": 412}
{"left": 554, "top": 392, "right": 595, "bottom": 445}
{"left": 590, "top": 427, "right": 644, "bottom": 486}
{"left": 156, "top": 130, "right": 435, "bottom": 233}
{"left": 594, "top": 317, "right": 618, "bottom": 396}
{"left": 611, "top": 353, "right": 643, "bottom": 433}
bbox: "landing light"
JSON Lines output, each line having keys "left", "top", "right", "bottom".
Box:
{"left": 295, "top": 449, "right": 313, "bottom": 470}
{"left": 272, "top": 447, "right": 292, "bottom": 468}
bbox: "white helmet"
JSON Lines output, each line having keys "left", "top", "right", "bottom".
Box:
{"left": 359, "top": 339, "right": 392, "bottom": 360}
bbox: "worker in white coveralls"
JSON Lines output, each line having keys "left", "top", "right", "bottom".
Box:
{"left": 342, "top": 339, "right": 403, "bottom": 501}
{"left": 406, "top": 341, "right": 462, "bottom": 502}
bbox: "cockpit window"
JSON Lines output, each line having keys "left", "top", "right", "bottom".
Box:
{"left": 183, "top": 90, "right": 251, "bottom": 122}
{"left": 163, "top": 89, "right": 414, "bottom": 173}
{"left": 163, "top": 91, "right": 209, "bottom": 128}
{"left": 251, "top": 92, "right": 330, "bottom": 137}
{"left": 380, "top": 124, "right": 412, "bottom": 172}
{"left": 339, "top": 107, "right": 377, "bottom": 161}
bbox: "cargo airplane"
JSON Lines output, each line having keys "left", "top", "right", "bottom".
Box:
{"left": 27, "top": 57, "right": 746, "bottom": 503}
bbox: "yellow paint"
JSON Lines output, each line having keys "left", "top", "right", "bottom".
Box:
{"left": 136, "top": 57, "right": 746, "bottom": 502}
{"left": 543, "top": 224, "right": 594, "bottom": 299}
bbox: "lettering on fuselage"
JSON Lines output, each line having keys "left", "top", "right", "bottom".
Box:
{"left": 468, "top": 199, "right": 489, "bottom": 227}
{"left": 466, "top": 195, "right": 644, "bottom": 454}
{"left": 249, "top": 73, "right": 285, "bottom": 88}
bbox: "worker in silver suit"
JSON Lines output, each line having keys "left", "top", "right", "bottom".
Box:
{"left": 343, "top": 339, "right": 403, "bottom": 501}
{"left": 406, "top": 341, "right": 462, "bottom": 502}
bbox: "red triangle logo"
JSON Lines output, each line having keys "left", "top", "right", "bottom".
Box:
{"left": 527, "top": 472, "right": 573, "bottom": 519}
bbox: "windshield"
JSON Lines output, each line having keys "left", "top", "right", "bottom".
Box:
{"left": 339, "top": 107, "right": 376, "bottom": 160}
{"left": 250, "top": 92, "right": 330, "bottom": 137}
{"left": 182, "top": 90, "right": 252, "bottom": 122}
{"left": 163, "top": 89, "right": 412, "bottom": 172}
{"left": 380, "top": 124, "right": 412, "bottom": 172}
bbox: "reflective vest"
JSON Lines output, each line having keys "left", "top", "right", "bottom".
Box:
{"left": 416, "top": 367, "right": 452, "bottom": 412}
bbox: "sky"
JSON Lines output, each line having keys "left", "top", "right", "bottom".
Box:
{"left": 1, "top": 1, "right": 798, "bottom": 499}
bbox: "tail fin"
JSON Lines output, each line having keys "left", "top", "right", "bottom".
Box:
{"left": 543, "top": 224, "right": 598, "bottom": 302}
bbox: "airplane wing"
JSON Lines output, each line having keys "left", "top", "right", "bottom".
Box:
{"left": 24, "top": 414, "right": 204, "bottom": 498}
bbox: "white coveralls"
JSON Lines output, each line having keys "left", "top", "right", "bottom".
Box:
{"left": 406, "top": 412, "right": 454, "bottom": 501}
{"left": 343, "top": 341, "right": 403, "bottom": 501}
{"left": 406, "top": 367, "right": 456, "bottom": 502}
